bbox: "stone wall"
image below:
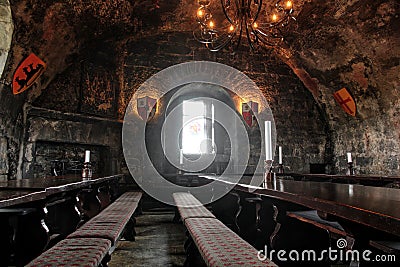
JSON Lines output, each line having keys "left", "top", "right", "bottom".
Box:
{"left": 289, "top": 0, "right": 400, "bottom": 175}
{"left": 0, "top": 0, "right": 13, "bottom": 78}
{"left": 33, "top": 31, "right": 328, "bottom": 174}
{"left": 0, "top": 0, "right": 22, "bottom": 181}
{"left": 21, "top": 106, "right": 123, "bottom": 178}
{"left": 4, "top": 0, "right": 397, "bottom": 178}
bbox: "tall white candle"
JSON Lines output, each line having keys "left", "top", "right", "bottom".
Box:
{"left": 179, "top": 149, "right": 183, "bottom": 165}
{"left": 85, "top": 150, "right": 91, "bottom": 163}
{"left": 347, "top": 152, "right": 352, "bottom": 163}
{"left": 279, "top": 146, "right": 283, "bottom": 164}
{"left": 265, "top": 121, "right": 272, "bottom": 160}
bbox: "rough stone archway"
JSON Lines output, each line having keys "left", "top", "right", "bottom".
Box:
{"left": 0, "top": 0, "right": 13, "bottom": 79}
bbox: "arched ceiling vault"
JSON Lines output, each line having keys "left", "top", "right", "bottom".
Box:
{"left": 2, "top": 0, "right": 399, "bottom": 122}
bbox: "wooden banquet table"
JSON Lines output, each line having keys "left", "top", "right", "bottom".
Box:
{"left": 197, "top": 174, "right": 400, "bottom": 265}
{"left": 0, "top": 174, "right": 122, "bottom": 195}
{"left": 0, "top": 174, "right": 123, "bottom": 266}
{"left": 199, "top": 174, "right": 400, "bottom": 237}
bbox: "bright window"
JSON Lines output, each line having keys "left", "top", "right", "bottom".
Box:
{"left": 182, "top": 100, "right": 214, "bottom": 155}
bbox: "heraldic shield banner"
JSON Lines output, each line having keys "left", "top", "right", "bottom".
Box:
{"left": 13, "top": 53, "right": 46, "bottom": 95}
{"left": 333, "top": 88, "right": 356, "bottom": 117}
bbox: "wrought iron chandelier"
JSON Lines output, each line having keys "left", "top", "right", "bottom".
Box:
{"left": 194, "top": 0, "right": 296, "bottom": 52}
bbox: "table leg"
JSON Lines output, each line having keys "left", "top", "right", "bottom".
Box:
{"left": 0, "top": 207, "right": 49, "bottom": 266}
{"left": 76, "top": 189, "right": 101, "bottom": 224}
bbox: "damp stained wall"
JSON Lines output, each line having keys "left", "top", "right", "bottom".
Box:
{"left": 0, "top": 0, "right": 398, "bottom": 179}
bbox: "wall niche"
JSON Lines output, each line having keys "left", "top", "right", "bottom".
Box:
{"left": 32, "top": 141, "right": 109, "bottom": 178}
{"left": 21, "top": 106, "right": 122, "bottom": 179}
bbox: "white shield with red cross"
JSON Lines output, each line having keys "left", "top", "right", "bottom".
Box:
{"left": 137, "top": 96, "right": 157, "bottom": 121}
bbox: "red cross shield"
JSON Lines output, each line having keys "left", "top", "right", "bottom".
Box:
{"left": 333, "top": 88, "right": 356, "bottom": 117}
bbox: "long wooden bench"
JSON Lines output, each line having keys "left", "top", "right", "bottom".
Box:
{"left": 173, "top": 192, "right": 277, "bottom": 267}
{"left": 26, "top": 191, "right": 142, "bottom": 267}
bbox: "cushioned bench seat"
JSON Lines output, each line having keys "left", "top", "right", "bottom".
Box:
{"left": 67, "top": 192, "right": 142, "bottom": 245}
{"left": 173, "top": 192, "right": 215, "bottom": 221}
{"left": 114, "top": 191, "right": 142, "bottom": 203}
{"left": 185, "top": 218, "right": 277, "bottom": 267}
{"left": 173, "top": 192, "right": 204, "bottom": 207}
{"left": 27, "top": 191, "right": 142, "bottom": 267}
{"left": 174, "top": 192, "right": 277, "bottom": 267}
{"left": 67, "top": 219, "right": 129, "bottom": 246}
{"left": 26, "top": 237, "right": 111, "bottom": 267}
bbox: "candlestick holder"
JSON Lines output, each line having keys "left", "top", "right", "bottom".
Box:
{"left": 277, "top": 163, "right": 284, "bottom": 174}
{"left": 82, "top": 162, "right": 92, "bottom": 180}
{"left": 263, "top": 160, "right": 274, "bottom": 187}
{"left": 346, "top": 162, "right": 354, "bottom": 176}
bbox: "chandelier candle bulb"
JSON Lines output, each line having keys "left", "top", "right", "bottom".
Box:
{"left": 198, "top": 0, "right": 210, "bottom": 6}
{"left": 347, "top": 152, "right": 352, "bottom": 163}
{"left": 265, "top": 121, "right": 273, "bottom": 161}
{"left": 194, "top": 0, "right": 297, "bottom": 51}
{"left": 84, "top": 150, "right": 90, "bottom": 163}
{"left": 279, "top": 146, "right": 283, "bottom": 164}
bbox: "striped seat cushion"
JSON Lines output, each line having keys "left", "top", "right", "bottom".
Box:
{"left": 67, "top": 192, "right": 141, "bottom": 245}
{"left": 173, "top": 192, "right": 204, "bottom": 207}
{"left": 185, "top": 218, "right": 277, "bottom": 267}
{"left": 100, "top": 201, "right": 138, "bottom": 214}
{"left": 173, "top": 192, "right": 215, "bottom": 221}
{"left": 26, "top": 237, "right": 111, "bottom": 267}
{"left": 67, "top": 215, "right": 131, "bottom": 245}
{"left": 177, "top": 205, "right": 216, "bottom": 221}
{"left": 115, "top": 191, "right": 142, "bottom": 203}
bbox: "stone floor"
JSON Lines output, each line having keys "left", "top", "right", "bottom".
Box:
{"left": 109, "top": 211, "right": 186, "bottom": 267}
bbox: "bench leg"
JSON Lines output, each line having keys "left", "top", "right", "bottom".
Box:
{"left": 184, "top": 229, "right": 191, "bottom": 251}
{"left": 100, "top": 253, "right": 111, "bottom": 267}
{"left": 123, "top": 217, "right": 136, "bottom": 241}
{"left": 184, "top": 236, "right": 194, "bottom": 267}
{"left": 76, "top": 189, "right": 101, "bottom": 224}
{"left": 173, "top": 207, "right": 181, "bottom": 223}
{"left": 0, "top": 207, "right": 49, "bottom": 266}
{"left": 184, "top": 232, "right": 206, "bottom": 267}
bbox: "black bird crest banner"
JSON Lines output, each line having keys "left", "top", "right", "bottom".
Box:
{"left": 13, "top": 53, "right": 46, "bottom": 95}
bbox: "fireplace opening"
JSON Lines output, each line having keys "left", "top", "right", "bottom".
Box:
{"left": 32, "top": 141, "right": 110, "bottom": 177}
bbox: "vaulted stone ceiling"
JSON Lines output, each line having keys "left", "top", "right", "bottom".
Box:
{"left": 4, "top": 0, "right": 398, "bottom": 109}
